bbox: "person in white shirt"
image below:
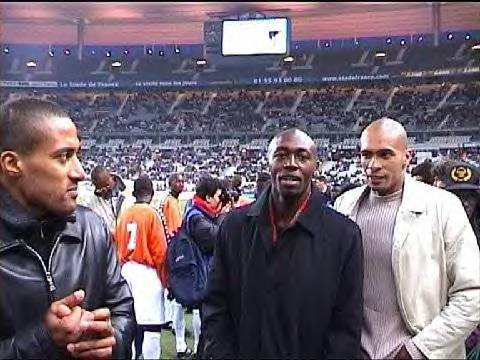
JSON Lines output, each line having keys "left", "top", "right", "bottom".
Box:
{"left": 85, "top": 165, "right": 127, "bottom": 233}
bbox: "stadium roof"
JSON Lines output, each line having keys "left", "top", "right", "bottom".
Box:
{"left": 0, "top": 2, "right": 436, "bottom": 25}
{"left": 1, "top": 2, "right": 478, "bottom": 44}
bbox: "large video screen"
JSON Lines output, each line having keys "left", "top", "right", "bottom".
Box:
{"left": 222, "top": 18, "right": 290, "bottom": 56}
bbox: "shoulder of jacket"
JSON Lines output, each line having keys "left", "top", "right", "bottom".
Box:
{"left": 410, "top": 180, "right": 462, "bottom": 206}
{"left": 319, "top": 205, "right": 362, "bottom": 244}
{"left": 184, "top": 207, "right": 204, "bottom": 223}
{"left": 324, "top": 204, "right": 357, "bottom": 224}
{"left": 76, "top": 204, "right": 104, "bottom": 222}
{"left": 70, "top": 205, "right": 111, "bottom": 240}
{"left": 334, "top": 185, "right": 365, "bottom": 207}
{"left": 221, "top": 203, "right": 256, "bottom": 229}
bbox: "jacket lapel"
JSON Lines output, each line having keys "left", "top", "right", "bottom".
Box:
{"left": 341, "top": 185, "right": 370, "bottom": 222}
{"left": 247, "top": 186, "right": 274, "bottom": 250}
{"left": 296, "top": 190, "right": 325, "bottom": 237}
{"left": 392, "top": 208, "right": 418, "bottom": 251}
{"left": 392, "top": 176, "right": 426, "bottom": 250}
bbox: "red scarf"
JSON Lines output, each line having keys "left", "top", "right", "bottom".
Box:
{"left": 192, "top": 195, "right": 220, "bottom": 218}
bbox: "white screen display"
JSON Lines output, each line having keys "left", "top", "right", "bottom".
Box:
{"left": 222, "top": 18, "right": 289, "bottom": 56}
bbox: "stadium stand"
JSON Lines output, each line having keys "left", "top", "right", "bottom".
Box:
{"left": 1, "top": 29, "right": 479, "bottom": 196}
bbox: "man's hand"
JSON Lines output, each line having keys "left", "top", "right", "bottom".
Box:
{"left": 46, "top": 289, "right": 92, "bottom": 348}
{"left": 394, "top": 345, "right": 413, "bottom": 360}
{"left": 67, "top": 308, "right": 116, "bottom": 359}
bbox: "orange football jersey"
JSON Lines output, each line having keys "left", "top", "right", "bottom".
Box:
{"left": 162, "top": 195, "right": 183, "bottom": 236}
{"left": 114, "top": 203, "right": 168, "bottom": 284}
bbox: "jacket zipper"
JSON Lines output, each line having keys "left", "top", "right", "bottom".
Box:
{"left": 47, "top": 235, "right": 62, "bottom": 292}
{"left": 21, "top": 230, "right": 62, "bottom": 303}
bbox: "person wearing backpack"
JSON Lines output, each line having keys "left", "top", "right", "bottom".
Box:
{"left": 182, "top": 175, "right": 230, "bottom": 355}
{"left": 160, "top": 173, "right": 196, "bottom": 359}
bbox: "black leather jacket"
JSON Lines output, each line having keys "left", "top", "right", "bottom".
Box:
{"left": 0, "top": 189, "right": 136, "bottom": 359}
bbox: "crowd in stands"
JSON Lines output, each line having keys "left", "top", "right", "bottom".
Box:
{"left": 3, "top": 82, "right": 478, "bottom": 136}
{"left": 78, "top": 133, "right": 480, "bottom": 199}
{"left": 80, "top": 142, "right": 269, "bottom": 191}
{"left": 2, "top": 81, "right": 479, "bottom": 193}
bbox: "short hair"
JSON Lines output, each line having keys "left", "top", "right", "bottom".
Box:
{"left": 267, "top": 128, "right": 317, "bottom": 162}
{"left": 411, "top": 160, "right": 435, "bottom": 185}
{"left": 133, "top": 175, "right": 153, "bottom": 198}
{"left": 91, "top": 165, "right": 110, "bottom": 187}
{"left": 169, "top": 173, "right": 182, "bottom": 187}
{"left": 318, "top": 175, "right": 327, "bottom": 183}
{"left": 0, "top": 97, "right": 70, "bottom": 154}
{"left": 195, "top": 175, "right": 222, "bottom": 200}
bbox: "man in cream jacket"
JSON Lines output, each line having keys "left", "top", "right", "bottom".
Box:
{"left": 334, "top": 118, "right": 480, "bottom": 359}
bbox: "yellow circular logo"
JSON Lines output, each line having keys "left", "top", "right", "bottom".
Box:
{"left": 450, "top": 166, "right": 472, "bottom": 183}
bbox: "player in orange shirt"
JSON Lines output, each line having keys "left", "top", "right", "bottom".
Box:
{"left": 115, "top": 175, "right": 168, "bottom": 360}
{"left": 161, "top": 173, "right": 196, "bottom": 358}
{"left": 162, "top": 173, "right": 185, "bottom": 237}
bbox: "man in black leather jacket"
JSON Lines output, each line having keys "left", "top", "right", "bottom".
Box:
{"left": 0, "top": 98, "right": 135, "bottom": 359}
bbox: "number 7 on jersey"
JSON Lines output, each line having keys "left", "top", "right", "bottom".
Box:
{"left": 126, "top": 222, "right": 138, "bottom": 250}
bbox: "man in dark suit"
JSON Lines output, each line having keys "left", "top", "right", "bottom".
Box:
{"left": 200, "top": 128, "right": 364, "bottom": 359}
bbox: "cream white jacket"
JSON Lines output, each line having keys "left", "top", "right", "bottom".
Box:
{"left": 334, "top": 175, "right": 480, "bottom": 359}
{"left": 83, "top": 193, "right": 128, "bottom": 233}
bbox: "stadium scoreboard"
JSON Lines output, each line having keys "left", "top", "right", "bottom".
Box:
{"left": 204, "top": 17, "right": 291, "bottom": 56}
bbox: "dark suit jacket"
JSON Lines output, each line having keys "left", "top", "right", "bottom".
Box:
{"left": 201, "top": 186, "right": 364, "bottom": 359}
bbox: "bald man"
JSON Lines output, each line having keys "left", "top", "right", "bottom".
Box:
{"left": 201, "top": 128, "right": 364, "bottom": 359}
{"left": 335, "top": 118, "right": 480, "bottom": 359}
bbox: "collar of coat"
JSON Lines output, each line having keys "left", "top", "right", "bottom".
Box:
{"left": 0, "top": 184, "right": 80, "bottom": 247}
{"left": 246, "top": 184, "right": 327, "bottom": 238}
{"left": 339, "top": 174, "right": 427, "bottom": 218}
